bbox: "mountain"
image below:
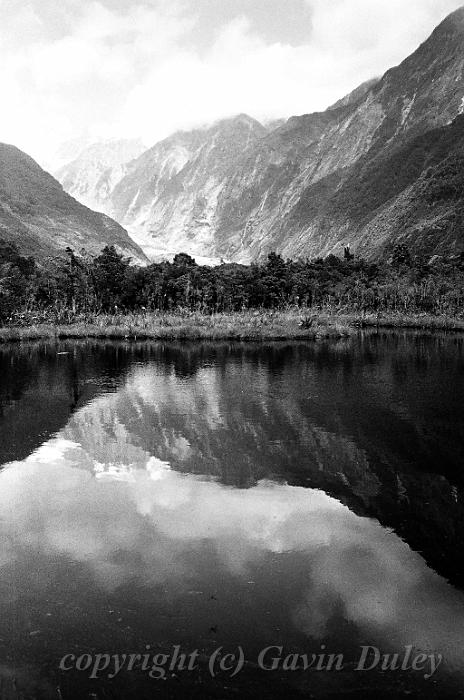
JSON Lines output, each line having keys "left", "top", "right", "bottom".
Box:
{"left": 0, "top": 143, "right": 148, "bottom": 263}
{"left": 327, "top": 77, "right": 381, "bottom": 111}
{"left": 211, "top": 6, "right": 464, "bottom": 262}
{"left": 55, "top": 138, "right": 146, "bottom": 215}
{"left": 49, "top": 135, "right": 95, "bottom": 171}
{"left": 109, "top": 114, "right": 267, "bottom": 263}
{"left": 57, "top": 6, "right": 464, "bottom": 263}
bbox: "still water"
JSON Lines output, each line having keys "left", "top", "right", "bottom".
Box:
{"left": 0, "top": 333, "right": 464, "bottom": 699}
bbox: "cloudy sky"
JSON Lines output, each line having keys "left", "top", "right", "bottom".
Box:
{"left": 1, "top": 0, "right": 463, "bottom": 169}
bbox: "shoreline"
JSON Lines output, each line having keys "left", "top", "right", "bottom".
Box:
{"left": 1, "top": 310, "right": 464, "bottom": 344}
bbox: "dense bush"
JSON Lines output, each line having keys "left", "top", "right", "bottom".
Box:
{"left": 1, "top": 241, "right": 463, "bottom": 325}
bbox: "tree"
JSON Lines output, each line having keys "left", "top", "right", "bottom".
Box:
{"left": 92, "top": 245, "right": 130, "bottom": 310}
{"left": 0, "top": 242, "right": 36, "bottom": 322}
{"left": 173, "top": 253, "right": 197, "bottom": 269}
{"left": 392, "top": 244, "right": 412, "bottom": 269}
{"left": 344, "top": 245, "right": 354, "bottom": 262}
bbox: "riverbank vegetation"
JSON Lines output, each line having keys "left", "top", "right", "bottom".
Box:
{"left": 1, "top": 240, "right": 463, "bottom": 340}
{"left": 0, "top": 310, "right": 354, "bottom": 343}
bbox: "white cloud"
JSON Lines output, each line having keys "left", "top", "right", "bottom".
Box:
{"left": 0, "top": 0, "right": 462, "bottom": 169}
{"left": 308, "top": 0, "right": 463, "bottom": 57}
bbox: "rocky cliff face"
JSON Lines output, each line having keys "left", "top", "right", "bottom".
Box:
{"left": 57, "top": 6, "right": 464, "bottom": 262}
{"left": 55, "top": 138, "right": 146, "bottom": 215}
{"left": 109, "top": 115, "right": 268, "bottom": 263}
{"left": 213, "top": 6, "right": 464, "bottom": 262}
{"left": 0, "top": 143, "right": 148, "bottom": 263}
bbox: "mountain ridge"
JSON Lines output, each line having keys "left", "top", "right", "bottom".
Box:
{"left": 56, "top": 5, "right": 464, "bottom": 263}
{"left": 0, "top": 143, "right": 148, "bottom": 263}
{"left": 109, "top": 114, "right": 268, "bottom": 262}
{"left": 56, "top": 138, "right": 146, "bottom": 216}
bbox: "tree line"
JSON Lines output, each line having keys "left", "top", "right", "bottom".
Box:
{"left": 1, "top": 240, "right": 464, "bottom": 324}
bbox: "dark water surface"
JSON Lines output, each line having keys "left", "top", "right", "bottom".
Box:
{"left": 1, "top": 333, "right": 464, "bottom": 699}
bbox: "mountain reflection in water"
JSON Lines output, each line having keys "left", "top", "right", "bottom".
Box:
{"left": 0, "top": 335, "right": 464, "bottom": 698}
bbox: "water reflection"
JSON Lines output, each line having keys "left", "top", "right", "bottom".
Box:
{"left": 2, "top": 436, "right": 464, "bottom": 665}
{"left": 1, "top": 336, "right": 464, "bottom": 696}
{"left": 51, "top": 341, "right": 464, "bottom": 588}
{"left": 0, "top": 342, "right": 133, "bottom": 465}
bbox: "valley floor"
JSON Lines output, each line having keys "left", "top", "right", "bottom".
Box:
{"left": 1, "top": 310, "right": 464, "bottom": 343}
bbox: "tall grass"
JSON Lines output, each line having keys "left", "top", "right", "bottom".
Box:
{"left": 0, "top": 309, "right": 352, "bottom": 343}
{"left": 1, "top": 309, "right": 463, "bottom": 345}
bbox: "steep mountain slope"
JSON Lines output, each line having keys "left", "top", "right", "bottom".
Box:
{"left": 315, "top": 114, "right": 464, "bottom": 259}
{"left": 0, "top": 143, "right": 148, "bottom": 262}
{"left": 212, "top": 6, "right": 464, "bottom": 261}
{"left": 109, "top": 115, "right": 267, "bottom": 262}
{"left": 328, "top": 77, "right": 380, "bottom": 111}
{"left": 57, "top": 6, "right": 464, "bottom": 262}
{"left": 56, "top": 138, "right": 146, "bottom": 215}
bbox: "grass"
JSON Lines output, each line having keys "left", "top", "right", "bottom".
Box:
{"left": 0, "top": 310, "right": 352, "bottom": 343}
{"left": 1, "top": 309, "right": 463, "bottom": 344}
{"left": 332, "top": 310, "right": 464, "bottom": 331}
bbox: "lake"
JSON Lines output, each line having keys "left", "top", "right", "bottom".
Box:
{"left": 1, "top": 333, "right": 464, "bottom": 699}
